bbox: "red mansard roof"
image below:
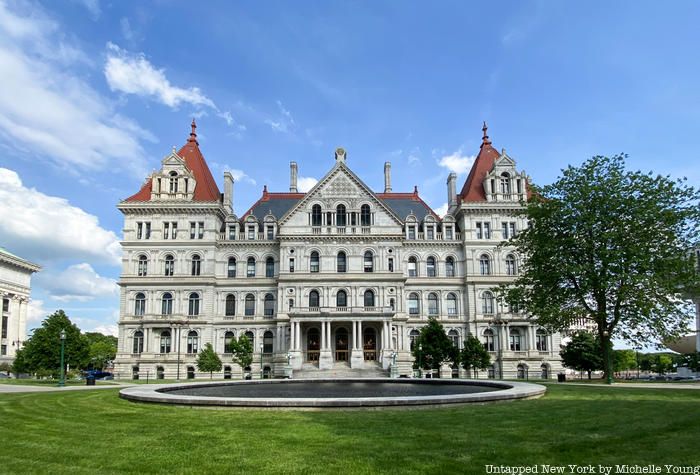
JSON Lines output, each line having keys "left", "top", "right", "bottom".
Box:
{"left": 125, "top": 119, "right": 221, "bottom": 203}
{"left": 458, "top": 122, "right": 502, "bottom": 202}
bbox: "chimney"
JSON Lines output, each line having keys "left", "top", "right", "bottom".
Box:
{"left": 384, "top": 162, "right": 392, "bottom": 193}
{"left": 290, "top": 161, "right": 298, "bottom": 193}
{"left": 447, "top": 172, "right": 457, "bottom": 206}
{"left": 224, "top": 172, "right": 234, "bottom": 212}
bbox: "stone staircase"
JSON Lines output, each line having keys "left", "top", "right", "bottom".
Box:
{"left": 293, "top": 361, "right": 389, "bottom": 379}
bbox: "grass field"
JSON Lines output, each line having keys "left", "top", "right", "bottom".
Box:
{"left": 0, "top": 384, "right": 698, "bottom": 474}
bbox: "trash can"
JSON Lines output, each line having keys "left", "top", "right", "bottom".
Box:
{"left": 86, "top": 376, "right": 96, "bottom": 386}
{"left": 557, "top": 373, "right": 566, "bottom": 383}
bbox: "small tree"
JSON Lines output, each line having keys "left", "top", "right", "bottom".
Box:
{"left": 459, "top": 335, "right": 491, "bottom": 378}
{"left": 196, "top": 343, "right": 222, "bottom": 379}
{"left": 89, "top": 340, "right": 117, "bottom": 371}
{"left": 613, "top": 349, "right": 638, "bottom": 376}
{"left": 560, "top": 331, "right": 603, "bottom": 380}
{"left": 230, "top": 334, "right": 253, "bottom": 378}
{"left": 653, "top": 354, "right": 673, "bottom": 375}
{"left": 0, "top": 362, "right": 11, "bottom": 376}
{"left": 412, "top": 317, "right": 459, "bottom": 375}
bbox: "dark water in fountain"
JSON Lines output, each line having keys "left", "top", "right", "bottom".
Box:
{"left": 161, "top": 381, "right": 501, "bottom": 399}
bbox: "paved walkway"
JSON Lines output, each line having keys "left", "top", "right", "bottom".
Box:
{"left": 559, "top": 382, "right": 700, "bottom": 390}
{"left": 0, "top": 381, "right": 135, "bottom": 394}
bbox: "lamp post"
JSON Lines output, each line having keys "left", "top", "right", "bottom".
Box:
{"left": 603, "top": 330, "right": 613, "bottom": 385}
{"left": 260, "top": 343, "right": 264, "bottom": 379}
{"left": 418, "top": 343, "right": 423, "bottom": 378}
{"left": 58, "top": 329, "right": 66, "bottom": 387}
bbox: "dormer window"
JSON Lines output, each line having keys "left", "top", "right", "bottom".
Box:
{"left": 311, "top": 204, "right": 322, "bottom": 226}
{"left": 169, "top": 171, "right": 178, "bottom": 193}
{"left": 408, "top": 226, "right": 416, "bottom": 240}
{"left": 500, "top": 172, "right": 511, "bottom": 195}
{"left": 427, "top": 226, "right": 434, "bottom": 240}
{"left": 247, "top": 225, "right": 256, "bottom": 240}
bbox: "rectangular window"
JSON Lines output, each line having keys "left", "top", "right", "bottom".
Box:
{"left": 266, "top": 226, "right": 274, "bottom": 240}
{"left": 198, "top": 222, "right": 204, "bottom": 239}
{"left": 136, "top": 222, "right": 143, "bottom": 239}
{"left": 427, "top": 227, "right": 434, "bottom": 240}
{"left": 190, "top": 222, "right": 196, "bottom": 239}
{"left": 289, "top": 258, "right": 295, "bottom": 273}
{"left": 0, "top": 345, "right": 5, "bottom": 356}
{"left": 408, "top": 227, "right": 416, "bottom": 240}
{"left": 509, "top": 222, "right": 517, "bottom": 237}
{"left": 475, "top": 222, "right": 482, "bottom": 239}
{"left": 164, "top": 222, "right": 169, "bottom": 239}
{"left": 172, "top": 222, "right": 177, "bottom": 239}
{"left": 388, "top": 257, "right": 394, "bottom": 272}
{"left": 502, "top": 222, "right": 516, "bottom": 239}
{"left": 2, "top": 299, "right": 8, "bottom": 313}
{"left": 145, "top": 222, "right": 151, "bottom": 239}
{"left": 228, "top": 225, "right": 236, "bottom": 240}
{"left": 483, "top": 222, "right": 490, "bottom": 239}
{"left": 445, "top": 227, "right": 453, "bottom": 240}
{"left": 248, "top": 226, "right": 255, "bottom": 240}
{"left": 1, "top": 316, "right": 7, "bottom": 338}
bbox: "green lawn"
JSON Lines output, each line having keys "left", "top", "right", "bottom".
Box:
{"left": 0, "top": 384, "right": 698, "bottom": 474}
{"left": 0, "top": 378, "right": 117, "bottom": 386}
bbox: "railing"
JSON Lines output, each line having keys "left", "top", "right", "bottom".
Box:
{"left": 335, "top": 350, "right": 349, "bottom": 361}
{"left": 219, "top": 230, "right": 462, "bottom": 240}
{"left": 363, "top": 350, "right": 376, "bottom": 361}
{"left": 307, "top": 350, "right": 320, "bottom": 362}
{"left": 290, "top": 306, "right": 394, "bottom": 315}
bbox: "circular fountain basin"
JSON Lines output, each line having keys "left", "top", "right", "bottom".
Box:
{"left": 119, "top": 378, "right": 546, "bottom": 408}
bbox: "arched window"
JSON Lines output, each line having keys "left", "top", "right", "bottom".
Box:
{"left": 169, "top": 170, "right": 178, "bottom": 193}
{"left": 483, "top": 329, "right": 495, "bottom": 351}
{"left": 505, "top": 254, "right": 517, "bottom": 276}
{"left": 360, "top": 204, "right": 371, "bottom": 226}
{"left": 157, "top": 366, "right": 165, "bottom": 379}
{"left": 188, "top": 292, "right": 200, "bottom": 316}
{"left": 137, "top": 255, "right": 148, "bottom": 276}
{"left": 227, "top": 257, "right": 237, "bottom": 278}
{"left": 446, "top": 293, "right": 457, "bottom": 316}
{"left": 224, "top": 331, "right": 235, "bottom": 354}
{"left": 191, "top": 254, "right": 201, "bottom": 276}
{"left": 448, "top": 329, "right": 460, "bottom": 348}
{"left": 225, "top": 294, "right": 236, "bottom": 316}
{"left": 263, "top": 331, "right": 273, "bottom": 354}
{"left": 408, "top": 256, "right": 417, "bottom": 277}
{"left": 264, "top": 293, "right": 275, "bottom": 316}
{"left": 247, "top": 257, "right": 256, "bottom": 277}
{"left": 337, "top": 251, "right": 347, "bottom": 273}
{"left": 223, "top": 366, "right": 232, "bottom": 379}
{"left": 265, "top": 257, "right": 275, "bottom": 277}
{"left": 500, "top": 172, "right": 511, "bottom": 195}
{"left": 336, "top": 290, "right": 347, "bottom": 308}
{"left": 409, "top": 329, "right": 420, "bottom": 350}
{"left": 245, "top": 294, "right": 255, "bottom": 316}
{"left": 164, "top": 254, "right": 174, "bottom": 276}
{"left": 132, "top": 331, "right": 143, "bottom": 354}
{"left": 187, "top": 366, "right": 195, "bottom": 379}
{"left": 408, "top": 293, "right": 420, "bottom": 315}
{"left": 244, "top": 331, "right": 255, "bottom": 347}
{"left": 336, "top": 204, "right": 346, "bottom": 227}
{"left": 309, "top": 290, "right": 320, "bottom": 308}
{"left": 427, "top": 256, "right": 436, "bottom": 277}
{"left": 480, "top": 254, "right": 491, "bottom": 275}
{"left": 446, "top": 257, "right": 455, "bottom": 277}
{"left": 363, "top": 289, "right": 375, "bottom": 308}
{"left": 161, "top": 292, "right": 173, "bottom": 315}
{"left": 311, "top": 204, "right": 322, "bottom": 226}
{"left": 134, "top": 292, "right": 146, "bottom": 316}
{"left": 482, "top": 291, "right": 494, "bottom": 314}
{"left": 517, "top": 364, "right": 526, "bottom": 379}
{"left": 536, "top": 329, "right": 548, "bottom": 351}
{"left": 310, "top": 251, "right": 320, "bottom": 273}
{"left": 541, "top": 363, "right": 550, "bottom": 379}
{"left": 363, "top": 251, "right": 374, "bottom": 273}
{"left": 428, "top": 293, "right": 438, "bottom": 315}
{"left": 186, "top": 331, "right": 198, "bottom": 354}
{"left": 159, "top": 331, "right": 171, "bottom": 354}
{"left": 510, "top": 328, "right": 522, "bottom": 351}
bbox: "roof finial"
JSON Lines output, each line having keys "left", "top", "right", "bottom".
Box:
{"left": 188, "top": 118, "right": 198, "bottom": 144}
{"left": 481, "top": 121, "right": 491, "bottom": 147}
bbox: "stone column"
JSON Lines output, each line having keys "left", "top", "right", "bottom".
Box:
{"left": 350, "top": 319, "right": 364, "bottom": 369}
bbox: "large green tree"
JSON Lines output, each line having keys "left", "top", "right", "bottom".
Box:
{"left": 229, "top": 334, "right": 253, "bottom": 377}
{"left": 459, "top": 335, "right": 491, "bottom": 378}
{"left": 613, "top": 349, "right": 638, "bottom": 376}
{"left": 196, "top": 343, "right": 223, "bottom": 379}
{"left": 13, "top": 310, "right": 90, "bottom": 377}
{"left": 560, "top": 331, "right": 603, "bottom": 380}
{"left": 412, "top": 317, "right": 459, "bottom": 374}
{"left": 500, "top": 155, "right": 700, "bottom": 382}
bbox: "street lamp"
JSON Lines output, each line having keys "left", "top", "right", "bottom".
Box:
{"left": 260, "top": 343, "right": 264, "bottom": 379}
{"left": 418, "top": 343, "right": 423, "bottom": 378}
{"left": 58, "top": 329, "right": 66, "bottom": 388}
{"left": 603, "top": 330, "right": 613, "bottom": 385}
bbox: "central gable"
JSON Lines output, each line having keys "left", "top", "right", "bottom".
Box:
{"left": 278, "top": 161, "right": 404, "bottom": 233}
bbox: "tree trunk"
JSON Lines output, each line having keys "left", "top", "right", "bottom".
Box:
{"left": 587, "top": 370, "right": 591, "bottom": 380}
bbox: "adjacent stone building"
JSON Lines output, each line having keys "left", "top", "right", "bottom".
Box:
{"left": 114, "top": 120, "right": 564, "bottom": 380}
{"left": 0, "top": 248, "right": 40, "bottom": 366}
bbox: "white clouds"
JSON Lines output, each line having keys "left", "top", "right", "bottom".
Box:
{"left": 0, "top": 168, "right": 121, "bottom": 265}
{"left": 105, "top": 42, "right": 215, "bottom": 109}
{"left": 0, "top": 1, "right": 148, "bottom": 174}
{"left": 93, "top": 324, "right": 118, "bottom": 337}
{"left": 265, "top": 100, "right": 296, "bottom": 134}
{"left": 297, "top": 176, "right": 318, "bottom": 192}
{"left": 36, "top": 263, "right": 118, "bottom": 302}
{"left": 27, "top": 299, "right": 49, "bottom": 323}
{"left": 210, "top": 162, "right": 256, "bottom": 185}
{"left": 120, "top": 17, "right": 134, "bottom": 42}
{"left": 73, "top": 0, "right": 100, "bottom": 20}
{"left": 438, "top": 150, "right": 476, "bottom": 175}
{"left": 434, "top": 202, "right": 448, "bottom": 217}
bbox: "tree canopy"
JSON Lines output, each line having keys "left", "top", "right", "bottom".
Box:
{"left": 459, "top": 335, "right": 491, "bottom": 377}
{"left": 411, "top": 317, "right": 458, "bottom": 372}
{"left": 500, "top": 154, "right": 700, "bottom": 381}
{"left": 13, "top": 310, "right": 90, "bottom": 377}
{"left": 196, "top": 343, "right": 222, "bottom": 378}
{"left": 229, "top": 334, "right": 253, "bottom": 374}
{"left": 560, "top": 331, "right": 602, "bottom": 379}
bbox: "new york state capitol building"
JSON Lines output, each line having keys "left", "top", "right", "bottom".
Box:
{"left": 114, "top": 121, "right": 564, "bottom": 380}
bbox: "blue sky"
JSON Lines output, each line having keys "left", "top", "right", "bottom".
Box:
{"left": 0, "top": 0, "right": 698, "bottom": 344}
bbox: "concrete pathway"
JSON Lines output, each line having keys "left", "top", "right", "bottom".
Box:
{"left": 557, "top": 382, "right": 700, "bottom": 390}
{"left": 0, "top": 381, "right": 136, "bottom": 394}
